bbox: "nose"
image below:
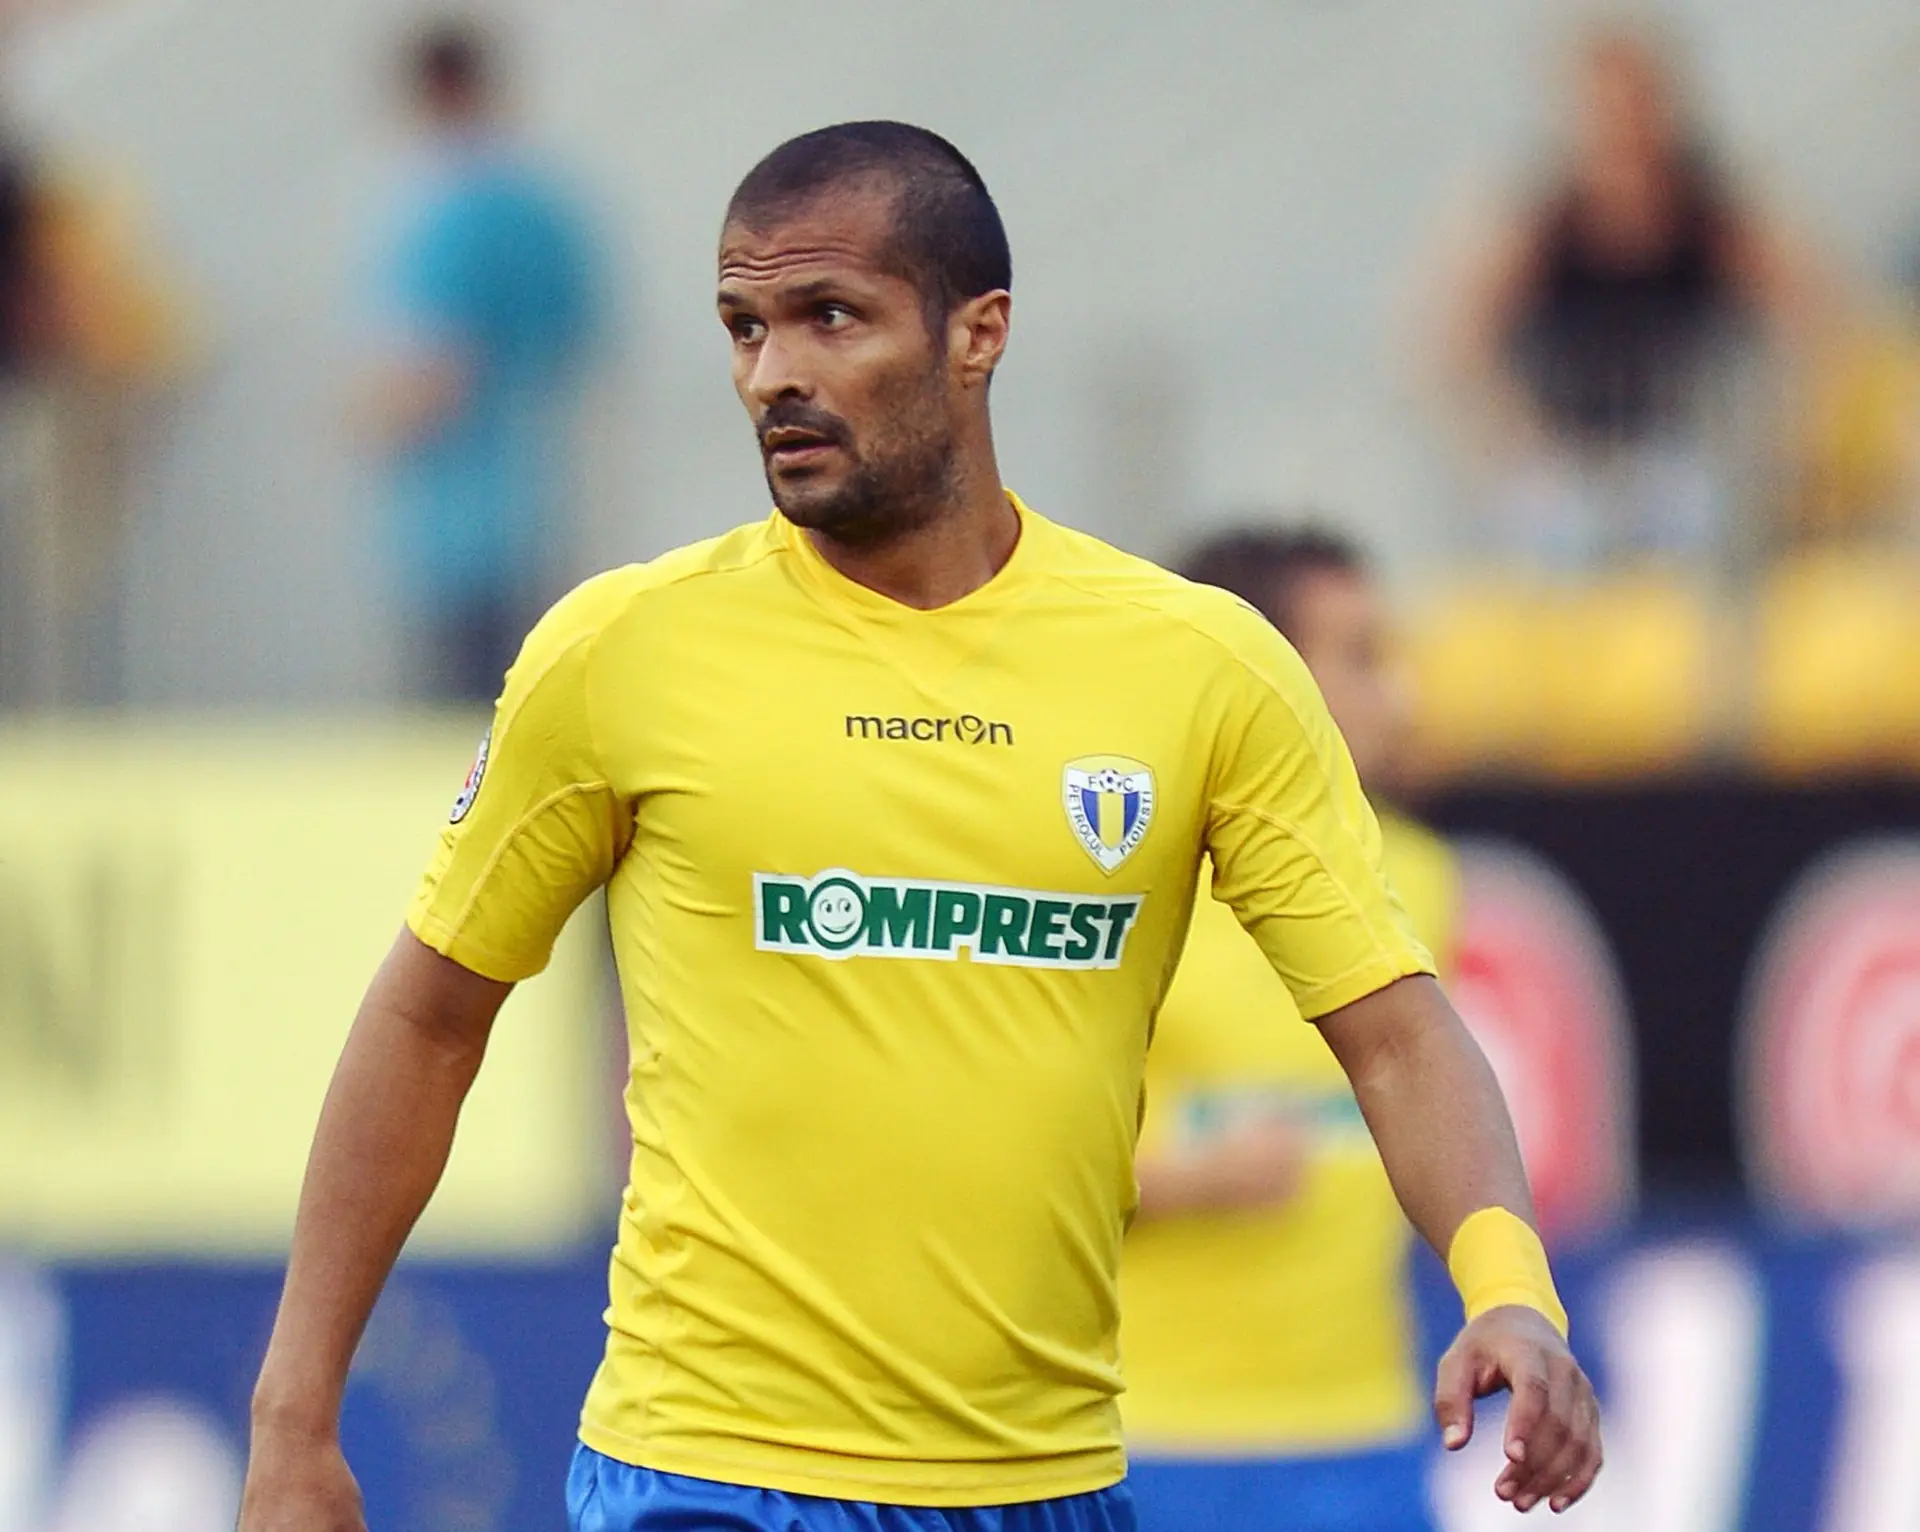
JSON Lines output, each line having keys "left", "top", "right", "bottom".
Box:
{"left": 746, "top": 327, "right": 812, "bottom": 410}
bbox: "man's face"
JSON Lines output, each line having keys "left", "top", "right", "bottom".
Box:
{"left": 1277, "top": 569, "right": 1411, "bottom": 796}
{"left": 717, "top": 189, "right": 961, "bottom": 545}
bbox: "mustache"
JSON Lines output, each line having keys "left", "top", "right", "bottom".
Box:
{"left": 757, "top": 400, "right": 853, "bottom": 452}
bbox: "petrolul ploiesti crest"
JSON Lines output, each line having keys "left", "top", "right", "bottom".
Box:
{"left": 1062, "top": 755, "right": 1156, "bottom": 873}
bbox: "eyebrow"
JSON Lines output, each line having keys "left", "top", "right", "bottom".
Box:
{"left": 716, "top": 273, "right": 866, "bottom": 311}
{"left": 782, "top": 278, "right": 856, "bottom": 303}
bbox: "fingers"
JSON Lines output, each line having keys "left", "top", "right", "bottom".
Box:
{"left": 1522, "top": 1433, "right": 1585, "bottom": 1514}
{"left": 1550, "top": 1386, "right": 1604, "bottom": 1513}
{"left": 1513, "top": 1354, "right": 1576, "bottom": 1509}
{"left": 1497, "top": 1356, "right": 1603, "bottom": 1514}
{"left": 1433, "top": 1339, "right": 1478, "bottom": 1451}
{"left": 1496, "top": 1353, "right": 1551, "bottom": 1488}
{"left": 1497, "top": 1374, "right": 1574, "bottom": 1520}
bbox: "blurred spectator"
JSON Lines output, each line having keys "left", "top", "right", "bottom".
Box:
{"left": 1123, "top": 522, "right": 1457, "bottom": 1532}
{"left": 359, "top": 16, "right": 606, "bottom": 705}
{"left": 0, "top": 122, "right": 182, "bottom": 710}
{"left": 1427, "top": 22, "right": 1824, "bottom": 574}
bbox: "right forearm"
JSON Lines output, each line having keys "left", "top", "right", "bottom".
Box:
{"left": 253, "top": 960, "right": 489, "bottom": 1429}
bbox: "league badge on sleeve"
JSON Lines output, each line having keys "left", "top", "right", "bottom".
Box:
{"left": 449, "top": 725, "right": 492, "bottom": 824}
{"left": 1063, "top": 755, "right": 1155, "bottom": 873}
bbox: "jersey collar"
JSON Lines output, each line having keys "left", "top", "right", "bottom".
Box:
{"left": 778, "top": 490, "right": 1041, "bottom": 621}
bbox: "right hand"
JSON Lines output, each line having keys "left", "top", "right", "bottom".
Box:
{"left": 236, "top": 1424, "right": 365, "bottom": 1532}
{"left": 1181, "top": 1117, "right": 1310, "bottom": 1211}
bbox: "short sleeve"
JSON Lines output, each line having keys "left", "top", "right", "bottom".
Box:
{"left": 406, "top": 581, "right": 634, "bottom": 982}
{"left": 1202, "top": 609, "right": 1435, "bottom": 1020}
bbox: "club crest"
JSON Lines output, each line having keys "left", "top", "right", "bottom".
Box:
{"left": 1063, "top": 754, "right": 1156, "bottom": 873}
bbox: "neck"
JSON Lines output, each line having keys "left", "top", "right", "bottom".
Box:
{"left": 805, "top": 450, "right": 1018, "bottom": 610}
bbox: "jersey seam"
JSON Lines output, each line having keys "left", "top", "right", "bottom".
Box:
{"left": 623, "top": 532, "right": 788, "bottom": 606}
{"left": 1209, "top": 798, "right": 1404, "bottom": 963}
{"left": 408, "top": 909, "right": 526, "bottom": 980}
{"left": 553, "top": 532, "right": 790, "bottom": 715}
{"left": 1291, "top": 950, "right": 1431, "bottom": 1016}
{"left": 1033, "top": 564, "right": 1350, "bottom": 803}
{"left": 1033, "top": 564, "right": 1296, "bottom": 700}
{"left": 523, "top": 540, "right": 790, "bottom": 844}
{"left": 439, "top": 780, "right": 616, "bottom": 944}
{"left": 495, "top": 626, "right": 597, "bottom": 744}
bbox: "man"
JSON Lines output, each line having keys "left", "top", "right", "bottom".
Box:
{"left": 1123, "top": 526, "right": 1460, "bottom": 1532}
{"left": 239, "top": 122, "right": 1600, "bottom": 1532}
{"left": 1425, "top": 22, "right": 1820, "bottom": 571}
{"left": 361, "top": 17, "right": 603, "bottom": 702}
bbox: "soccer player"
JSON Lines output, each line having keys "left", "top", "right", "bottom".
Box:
{"left": 237, "top": 122, "right": 1600, "bottom": 1532}
{"left": 1122, "top": 526, "right": 1460, "bottom": 1532}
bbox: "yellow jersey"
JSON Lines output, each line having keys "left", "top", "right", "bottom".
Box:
{"left": 1119, "top": 814, "right": 1459, "bottom": 1454}
{"left": 406, "top": 495, "right": 1433, "bottom": 1506}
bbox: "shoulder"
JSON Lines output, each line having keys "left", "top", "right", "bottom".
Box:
{"left": 1033, "top": 516, "right": 1312, "bottom": 697}
{"left": 514, "top": 518, "right": 783, "bottom": 677}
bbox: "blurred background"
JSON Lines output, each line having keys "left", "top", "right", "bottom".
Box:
{"left": 1, "top": 0, "right": 1918, "bottom": 1528}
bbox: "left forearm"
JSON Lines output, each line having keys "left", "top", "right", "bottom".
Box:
{"left": 1322, "top": 977, "right": 1598, "bottom": 1511}
{"left": 1319, "top": 975, "right": 1533, "bottom": 1255}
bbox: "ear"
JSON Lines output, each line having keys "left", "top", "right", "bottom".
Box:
{"left": 949, "top": 290, "right": 1011, "bottom": 387}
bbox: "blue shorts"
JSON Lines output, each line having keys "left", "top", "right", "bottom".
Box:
{"left": 1124, "top": 1441, "right": 1437, "bottom": 1532}
{"left": 567, "top": 1445, "right": 1137, "bottom": 1532}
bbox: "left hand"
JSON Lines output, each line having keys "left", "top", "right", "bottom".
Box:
{"left": 1434, "top": 1304, "right": 1603, "bottom": 1514}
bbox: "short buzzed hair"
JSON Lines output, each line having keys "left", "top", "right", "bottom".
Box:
{"left": 724, "top": 121, "right": 1012, "bottom": 323}
{"left": 1180, "top": 523, "right": 1367, "bottom": 646}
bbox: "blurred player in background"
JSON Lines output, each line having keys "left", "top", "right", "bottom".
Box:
{"left": 240, "top": 122, "right": 1597, "bottom": 1532}
{"left": 1123, "top": 525, "right": 1455, "bottom": 1532}
{"left": 359, "top": 16, "right": 605, "bottom": 703}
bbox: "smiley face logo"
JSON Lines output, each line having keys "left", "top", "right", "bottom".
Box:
{"left": 805, "top": 875, "right": 869, "bottom": 952}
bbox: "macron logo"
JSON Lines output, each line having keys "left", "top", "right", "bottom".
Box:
{"left": 844, "top": 713, "right": 1014, "bottom": 746}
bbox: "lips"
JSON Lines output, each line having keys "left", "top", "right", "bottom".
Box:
{"left": 764, "top": 427, "right": 834, "bottom": 452}
{"left": 763, "top": 425, "right": 828, "bottom": 449}
{"left": 762, "top": 427, "right": 841, "bottom": 471}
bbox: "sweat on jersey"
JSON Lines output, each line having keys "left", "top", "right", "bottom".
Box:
{"left": 405, "top": 493, "right": 1434, "bottom": 1507}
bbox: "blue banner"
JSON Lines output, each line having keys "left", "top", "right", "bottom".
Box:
{"left": 5, "top": 1222, "right": 1919, "bottom": 1532}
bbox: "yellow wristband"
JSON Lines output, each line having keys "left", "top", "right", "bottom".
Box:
{"left": 1446, "top": 1206, "right": 1569, "bottom": 1339}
